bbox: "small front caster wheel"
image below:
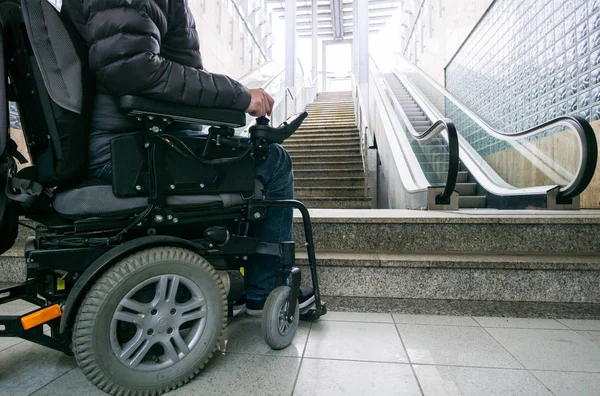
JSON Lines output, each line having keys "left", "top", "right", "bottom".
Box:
{"left": 262, "top": 286, "right": 299, "bottom": 350}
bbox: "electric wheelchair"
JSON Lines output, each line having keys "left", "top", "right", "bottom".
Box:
{"left": 0, "top": 0, "right": 326, "bottom": 394}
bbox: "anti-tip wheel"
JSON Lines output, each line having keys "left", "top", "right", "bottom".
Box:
{"left": 261, "top": 286, "right": 299, "bottom": 350}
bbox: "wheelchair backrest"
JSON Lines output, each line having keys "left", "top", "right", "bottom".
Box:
{"left": 1, "top": 0, "right": 93, "bottom": 187}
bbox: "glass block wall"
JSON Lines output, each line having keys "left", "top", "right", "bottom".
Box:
{"left": 445, "top": 0, "right": 600, "bottom": 156}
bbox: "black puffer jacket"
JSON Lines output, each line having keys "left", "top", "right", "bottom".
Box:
{"left": 63, "top": 0, "right": 252, "bottom": 169}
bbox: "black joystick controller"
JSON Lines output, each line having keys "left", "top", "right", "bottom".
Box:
{"left": 249, "top": 112, "right": 309, "bottom": 144}
{"left": 255, "top": 116, "right": 271, "bottom": 126}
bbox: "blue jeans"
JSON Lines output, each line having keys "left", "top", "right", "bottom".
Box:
{"left": 91, "top": 131, "right": 294, "bottom": 300}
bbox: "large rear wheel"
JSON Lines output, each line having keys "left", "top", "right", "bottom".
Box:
{"left": 73, "top": 247, "right": 227, "bottom": 395}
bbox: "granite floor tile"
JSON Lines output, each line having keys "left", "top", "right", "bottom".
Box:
{"left": 414, "top": 365, "right": 552, "bottom": 396}
{"left": 0, "top": 341, "right": 76, "bottom": 396}
{"left": 393, "top": 314, "right": 478, "bottom": 326}
{"left": 474, "top": 317, "right": 569, "bottom": 329}
{"left": 0, "top": 300, "right": 39, "bottom": 315}
{"left": 486, "top": 328, "right": 600, "bottom": 371}
{"left": 294, "top": 359, "right": 421, "bottom": 396}
{"left": 0, "top": 337, "right": 23, "bottom": 353}
{"left": 170, "top": 353, "right": 300, "bottom": 396}
{"left": 579, "top": 331, "right": 600, "bottom": 344}
{"left": 304, "top": 321, "right": 408, "bottom": 363}
{"left": 397, "top": 324, "right": 522, "bottom": 368}
{"left": 30, "top": 368, "right": 104, "bottom": 396}
{"left": 320, "top": 311, "right": 393, "bottom": 323}
{"left": 531, "top": 370, "right": 600, "bottom": 396}
{"left": 557, "top": 319, "right": 600, "bottom": 330}
{"left": 222, "top": 315, "right": 310, "bottom": 357}
{"left": 33, "top": 354, "right": 302, "bottom": 396}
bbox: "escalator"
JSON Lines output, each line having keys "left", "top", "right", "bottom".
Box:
{"left": 384, "top": 75, "right": 486, "bottom": 208}
{"left": 367, "top": 55, "right": 597, "bottom": 210}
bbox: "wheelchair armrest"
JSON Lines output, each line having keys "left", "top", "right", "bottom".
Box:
{"left": 119, "top": 96, "right": 247, "bottom": 128}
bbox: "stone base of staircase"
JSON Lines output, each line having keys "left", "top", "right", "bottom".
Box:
{"left": 0, "top": 244, "right": 26, "bottom": 283}
{"left": 298, "top": 251, "right": 600, "bottom": 305}
{"left": 322, "top": 296, "right": 600, "bottom": 319}
{"left": 292, "top": 209, "right": 600, "bottom": 317}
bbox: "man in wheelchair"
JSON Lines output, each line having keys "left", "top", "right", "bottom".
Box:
{"left": 0, "top": 0, "right": 325, "bottom": 394}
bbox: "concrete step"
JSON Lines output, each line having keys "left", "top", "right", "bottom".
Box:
{"left": 286, "top": 136, "right": 360, "bottom": 145}
{"left": 291, "top": 154, "right": 363, "bottom": 163}
{"left": 459, "top": 195, "right": 487, "bottom": 208}
{"left": 300, "top": 123, "right": 356, "bottom": 129}
{"left": 306, "top": 108, "right": 354, "bottom": 113}
{"left": 296, "top": 197, "right": 372, "bottom": 209}
{"left": 284, "top": 141, "right": 360, "bottom": 149}
{"left": 455, "top": 182, "right": 478, "bottom": 196}
{"left": 457, "top": 171, "right": 469, "bottom": 183}
{"left": 296, "top": 127, "right": 359, "bottom": 133}
{"left": 303, "top": 117, "right": 354, "bottom": 122}
{"left": 293, "top": 161, "right": 364, "bottom": 170}
{"left": 304, "top": 113, "right": 354, "bottom": 117}
{"left": 297, "top": 250, "right": 600, "bottom": 304}
{"left": 294, "top": 132, "right": 359, "bottom": 139}
{"left": 295, "top": 186, "right": 367, "bottom": 198}
{"left": 295, "top": 177, "right": 365, "bottom": 188}
{"left": 293, "top": 168, "right": 365, "bottom": 178}
{"left": 287, "top": 148, "right": 361, "bottom": 155}
{"left": 0, "top": 244, "right": 27, "bottom": 283}
{"left": 292, "top": 210, "right": 600, "bottom": 253}
{"left": 307, "top": 103, "right": 353, "bottom": 107}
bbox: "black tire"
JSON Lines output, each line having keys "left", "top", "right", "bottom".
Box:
{"left": 72, "top": 247, "right": 227, "bottom": 396}
{"left": 261, "top": 286, "right": 299, "bottom": 350}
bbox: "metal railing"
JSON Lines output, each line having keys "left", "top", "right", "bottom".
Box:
{"left": 394, "top": 53, "right": 598, "bottom": 201}
{"left": 271, "top": 76, "right": 318, "bottom": 127}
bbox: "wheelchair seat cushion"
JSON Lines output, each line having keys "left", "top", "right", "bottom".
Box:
{"left": 53, "top": 179, "right": 264, "bottom": 218}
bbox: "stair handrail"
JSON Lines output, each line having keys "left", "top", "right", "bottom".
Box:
{"left": 371, "top": 57, "right": 459, "bottom": 204}
{"left": 271, "top": 75, "right": 318, "bottom": 125}
{"left": 237, "top": 59, "right": 280, "bottom": 86}
{"left": 393, "top": 53, "right": 598, "bottom": 200}
{"left": 351, "top": 74, "right": 371, "bottom": 180}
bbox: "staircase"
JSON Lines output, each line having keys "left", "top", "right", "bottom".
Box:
{"left": 284, "top": 91, "right": 371, "bottom": 209}
{"left": 384, "top": 74, "right": 487, "bottom": 209}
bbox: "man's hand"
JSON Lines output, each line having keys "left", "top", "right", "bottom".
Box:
{"left": 246, "top": 88, "right": 275, "bottom": 117}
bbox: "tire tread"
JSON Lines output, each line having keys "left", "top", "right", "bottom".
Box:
{"left": 72, "top": 247, "right": 227, "bottom": 396}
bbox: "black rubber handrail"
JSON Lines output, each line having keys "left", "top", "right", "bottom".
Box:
{"left": 410, "top": 119, "right": 460, "bottom": 204}
{"left": 497, "top": 115, "right": 597, "bottom": 200}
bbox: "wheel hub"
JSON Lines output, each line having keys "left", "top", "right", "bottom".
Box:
{"left": 109, "top": 274, "right": 208, "bottom": 371}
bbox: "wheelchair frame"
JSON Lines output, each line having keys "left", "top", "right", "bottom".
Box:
{"left": 0, "top": 0, "right": 326, "bottom": 360}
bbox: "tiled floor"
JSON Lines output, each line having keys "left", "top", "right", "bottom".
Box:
{"left": 0, "top": 302, "right": 599, "bottom": 396}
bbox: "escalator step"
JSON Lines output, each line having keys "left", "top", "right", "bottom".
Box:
{"left": 455, "top": 183, "right": 478, "bottom": 196}
{"left": 459, "top": 196, "right": 487, "bottom": 209}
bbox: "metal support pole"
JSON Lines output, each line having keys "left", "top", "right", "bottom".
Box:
{"left": 358, "top": 0, "right": 369, "bottom": 115}
{"left": 322, "top": 41, "right": 327, "bottom": 92}
{"left": 352, "top": 0, "right": 359, "bottom": 77}
{"left": 285, "top": 0, "right": 296, "bottom": 91}
{"left": 311, "top": 0, "right": 318, "bottom": 81}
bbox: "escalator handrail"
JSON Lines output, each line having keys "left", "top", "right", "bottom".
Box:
{"left": 371, "top": 58, "right": 459, "bottom": 203}
{"left": 394, "top": 53, "right": 598, "bottom": 200}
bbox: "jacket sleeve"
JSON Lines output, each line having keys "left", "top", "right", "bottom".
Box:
{"left": 83, "top": 0, "right": 251, "bottom": 111}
